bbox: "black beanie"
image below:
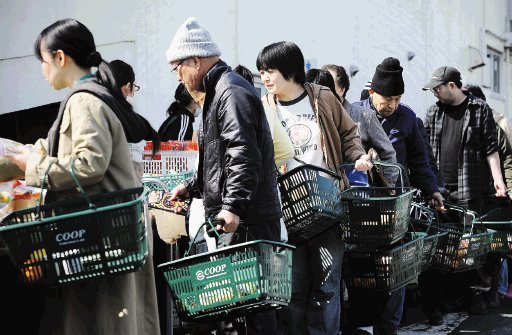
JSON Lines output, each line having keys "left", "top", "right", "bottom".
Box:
{"left": 371, "top": 57, "right": 404, "bottom": 96}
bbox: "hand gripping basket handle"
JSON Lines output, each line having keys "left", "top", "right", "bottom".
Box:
{"left": 340, "top": 160, "right": 408, "bottom": 191}
{"left": 36, "top": 157, "right": 95, "bottom": 220}
{"left": 443, "top": 201, "right": 477, "bottom": 234}
{"left": 185, "top": 217, "right": 255, "bottom": 257}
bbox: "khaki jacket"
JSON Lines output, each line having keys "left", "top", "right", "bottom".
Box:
{"left": 25, "top": 92, "right": 160, "bottom": 335}
{"left": 263, "top": 82, "right": 365, "bottom": 189}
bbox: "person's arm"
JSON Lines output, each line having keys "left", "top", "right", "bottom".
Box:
{"left": 219, "top": 87, "right": 262, "bottom": 217}
{"left": 330, "top": 93, "right": 366, "bottom": 163}
{"left": 486, "top": 151, "right": 507, "bottom": 197}
{"left": 482, "top": 103, "right": 506, "bottom": 197}
{"left": 406, "top": 113, "right": 442, "bottom": 205}
{"left": 262, "top": 103, "right": 294, "bottom": 166}
{"left": 496, "top": 126, "right": 512, "bottom": 198}
{"left": 158, "top": 113, "right": 185, "bottom": 141}
{"left": 366, "top": 111, "right": 397, "bottom": 182}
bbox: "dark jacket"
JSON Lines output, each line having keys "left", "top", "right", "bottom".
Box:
{"left": 424, "top": 94, "right": 498, "bottom": 201}
{"left": 158, "top": 105, "right": 194, "bottom": 141}
{"left": 184, "top": 60, "right": 281, "bottom": 227}
{"left": 354, "top": 99, "right": 439, "bottom": 196}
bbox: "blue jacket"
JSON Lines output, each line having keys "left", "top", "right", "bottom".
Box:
{"left": 354, "top": 99, "right": 439, "bottom": 196}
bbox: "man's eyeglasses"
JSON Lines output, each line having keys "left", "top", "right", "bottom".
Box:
{"left": 430, "top": 83, "right": 447, "bottom": 94}
{"left": 132, "top": 83, "right": 140, "bottom": 92}
{"left": 171, "top": 58, "right": 187, "bottom": 73}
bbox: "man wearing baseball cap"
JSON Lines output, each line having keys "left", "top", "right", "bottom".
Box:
{"left": 420, "top": 66, "right": 507, "bottom": 322}
{"left": 167, "top": 17, "right": 282, "bottom": 334}
{"left": 422, "top": 66, "right": 506, "bottom": 207}
{"left": 422, "top": 66, "right": 462, "bottom": 91}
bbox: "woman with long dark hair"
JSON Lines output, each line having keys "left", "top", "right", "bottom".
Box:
{"left": 7, "top": 18, "right": 160, "bottom": 334}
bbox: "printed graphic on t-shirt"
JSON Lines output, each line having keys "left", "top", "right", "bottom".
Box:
{"left": 276, "top": 97, "right": 325, "bottom": 170}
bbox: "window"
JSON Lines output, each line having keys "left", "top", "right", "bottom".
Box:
{"left": 487, "top": 48, "right": 501, "bottom": 94}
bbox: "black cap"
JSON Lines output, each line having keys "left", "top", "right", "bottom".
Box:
{"left": 371, "top": 57, "right": 404, "bottom": 97}
{"left": 422, "top": 66, "right": 461, "bottom": 90}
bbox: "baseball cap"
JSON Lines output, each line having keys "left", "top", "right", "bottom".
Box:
{"left": 422, "top": 66, "right": 461, "bottom": 90}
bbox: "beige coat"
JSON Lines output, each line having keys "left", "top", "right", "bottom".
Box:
{"left": 25, "top": 93, "right": 160, "bottom": 335}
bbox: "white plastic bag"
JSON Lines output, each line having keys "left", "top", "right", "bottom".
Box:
{"left": 0, "top": 138, "right": 24, "bottom": 156}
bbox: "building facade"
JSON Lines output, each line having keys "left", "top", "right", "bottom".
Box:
{"left": 1, "top": 0, "right": 511, "bottom": 140}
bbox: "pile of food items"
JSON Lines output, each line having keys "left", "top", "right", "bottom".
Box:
{"left": 0, "top": 180, "right": 42, "bottom": 221}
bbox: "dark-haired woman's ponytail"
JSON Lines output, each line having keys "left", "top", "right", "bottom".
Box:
{"left": 86, "top": 51, "right": 102, "bottom": 67}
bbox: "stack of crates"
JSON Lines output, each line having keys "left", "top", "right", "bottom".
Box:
{"left": 143, "top": 141, "right": 198, "bottom": 175}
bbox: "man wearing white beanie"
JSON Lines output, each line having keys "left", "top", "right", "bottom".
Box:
{"left": 168, "top": 17, "right": 282, "bottom": 335}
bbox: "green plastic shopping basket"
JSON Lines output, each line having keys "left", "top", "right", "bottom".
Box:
{"left": 340, "top": 161, "right": 416, "bottom": 246}
{"left": 431, "top": 203, "right": 494, "bottom": 272}
{"left": 142, "top": 171, "right": 194, "bottom": 192}
{"left": 158, "top": 219, "right": 294, "bottom": 321}
{"left": 473, "top": 206, "right": 512, "bottom": 255}
{"left": 277, "top": 159, "right": 342, "bottom": 246}
{"left": 0, "top": 159, "right": 148, "bottom": 286}
{"left": 343, "top": 232, "right": 424, "bottom": 292}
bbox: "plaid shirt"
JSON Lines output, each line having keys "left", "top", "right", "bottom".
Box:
{"left": 423, "top": 95, "right": 498, "bottom": 201}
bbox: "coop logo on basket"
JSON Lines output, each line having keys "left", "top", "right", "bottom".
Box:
{"left": 401, "top": 248, "right": 415, "bottom": 263}
{"left": 196, "top": 264, "right": 228, "bottom": 281}
{"left": 56, "top": 229, "right": 86, "bottom": 245}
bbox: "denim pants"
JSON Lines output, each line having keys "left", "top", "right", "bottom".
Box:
{"left": 381, "top": 287, "right": 405, "bottom": 327}
{"left": 277, "top": 227, "right": 344, "bottom": 335}
{"left": 498, "top": 259, "right": 509, "bottom": 295}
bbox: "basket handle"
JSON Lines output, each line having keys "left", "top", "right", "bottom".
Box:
{"left": 142, "top": 177, "right": 169, "bottom": 192}
{"left": 36, "top": 158, "right": 96, "bottom": 219}
{"left": 278, "top": 157, "right": 342, "bottom": 180}
{"left": 184, "top": 217, "right": 229, "bottom": 257}
{"left": 184, "top": 217, "right": 256, "bottom": 257}
{"left": 340, "top": 160, "right": 408, "bottom": 191}
{"left": 410, "top": 201, "right": 436, "bottom": 233}
{"left": 443, "top": 202, "right": 477, "bottom": 234}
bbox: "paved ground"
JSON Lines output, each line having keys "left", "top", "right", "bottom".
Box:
{"left": 398, "top": 296, "right": 512, "bottom": 335}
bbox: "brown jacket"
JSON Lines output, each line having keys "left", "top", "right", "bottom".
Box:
{"left": 262, "top": 82, "right": 365, "bottom": 189}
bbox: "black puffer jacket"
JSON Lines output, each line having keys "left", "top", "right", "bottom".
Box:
{"left": 184, "top": 60, "right": 281, "bottom": 224}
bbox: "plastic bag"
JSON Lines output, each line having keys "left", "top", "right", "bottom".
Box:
{"left": 0, "top": 138, "right": 24, "bottom": 156}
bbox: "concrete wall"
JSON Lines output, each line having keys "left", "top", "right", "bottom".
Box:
{"left": 1, "top": 0, "right": 510, "bottom": 129}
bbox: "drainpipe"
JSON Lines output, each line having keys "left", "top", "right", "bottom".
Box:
{"left": 234, "top": 0, "right": 239, "bottom": 66}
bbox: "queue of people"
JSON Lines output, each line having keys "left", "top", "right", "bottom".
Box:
{"left": 1, "top": 15, "right": 511, "bottom": 335}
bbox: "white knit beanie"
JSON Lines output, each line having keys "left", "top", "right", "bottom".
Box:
{"left": 166, "top": 17, "right": 221, "bottom": 63}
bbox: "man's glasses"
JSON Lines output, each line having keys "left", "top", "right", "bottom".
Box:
{"left": 430, "top": 83, "right": 447, "bottom": 94}
{"left": 132, "top": 83, "right": 140, "bottom": 92}
{"left": 171, "top": 58, "right": 187, "bottom": 73}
